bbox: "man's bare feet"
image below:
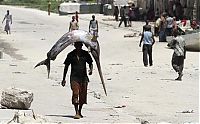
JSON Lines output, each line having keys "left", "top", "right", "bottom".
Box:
{"left": 74, "top": 114, "right": 81, "bottom": 119}
{"left": 79, "top": 113, "right": 83, "bottom": 118}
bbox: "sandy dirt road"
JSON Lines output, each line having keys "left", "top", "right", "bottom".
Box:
{"left": 0, "top": 5, "right": 199, "bottom": 123}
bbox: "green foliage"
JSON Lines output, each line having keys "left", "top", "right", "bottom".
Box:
{"left": 0, "top": 0, "right": 62, "bottom": 13}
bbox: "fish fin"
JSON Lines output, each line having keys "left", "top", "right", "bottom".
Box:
{"left": 34, "top": 59, "right": 47, "bottom": 68}
{"left": 34, "top": 59, "right": 51, "bottom": 78}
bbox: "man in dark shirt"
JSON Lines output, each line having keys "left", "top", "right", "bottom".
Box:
{"left": 118, "top": 6, "right": 128, "bottom": 27}
{"left": 61, "top": 42, "right": 93, "bottom": 119}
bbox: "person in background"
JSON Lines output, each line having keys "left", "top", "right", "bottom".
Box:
{"left": 48, "top": 0, "right": 51, "bottom": 15}
{"left": 167, "top": 29, "right": 186, "bottom": 81}
{"left": 61, "top": 42, "right": 93, "bottom": 119}
{"left": 113, "top": 6, "right": 119, "bottom": 21}
{"left": 139, "top": 26, "right": 155, "bottom": 67}
{"left": 191, "top": 18, "right": 199, "bottom": 30}
{"left": 172, "top": 16, "right": 177, "bottom": 30}
{"left": 174, "top": 0, "right": 184, "bottom": 20}
{"left": 154, "top": 17, "right": 161, "bottom": 37}
{"left": 159, "top": 15, "right": 167, "bottom": 42}
{"left": 75, "top": 11, "right": 79, "bottom": 22}
{"left": 128, "top": 6, "right": 134, "bottom": 27}
{"left": 118, "top": 6, "right": 127, "bottom": 27}
{"left": 89, "top": 15, "right": 99, "bottom": 38}
{"left": 69, "top": 16, "right": 79, "bottom": 32}
{"left": 166, "top": 15, "right": 174, "bottom": 36}
{"left": 2, "top": 10, "right": 12, "bottom": 34}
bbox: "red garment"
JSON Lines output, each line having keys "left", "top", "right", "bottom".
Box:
{"left": 191, "top": 20, "right": 197, "bottom": 29}
{"left": 71, "top": 81, "right": 88, "bottom": 105}
{"left": 181, "top": 19, "right": 186, "bottom": 26}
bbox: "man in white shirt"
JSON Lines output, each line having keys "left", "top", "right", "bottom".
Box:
{"left": 166, "top": 15, "right": 174, "bottom": 36}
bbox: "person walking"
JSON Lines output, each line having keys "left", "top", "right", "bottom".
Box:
{"left": 118, "top": 6, "right": 127, "bottom": 27}
{"left": 89, "top": 15, "right": 99, "bottom": 38}
{"left": 75, "top": 11, "right": 79, "bottom": 22}
{"left": 61, "top": 42, "right": 93, "bottom": 119}
{"left": 48, "top": 0, "right": 51, "bottom": 15}
{"left": 69, "top": 16, "right": 79, "bottom": 32}
{"left": 139, "top": 26, "right": 155, "bottom": 67}
{"left": 128, "top": 6, "right": 134, "bottom": 27}
{"left": 167, "top": 29, "right": 186, "bottom": 81}
{"left": 113, "top": 6, "right": 119, "bottom": 21}
{"left": 2, "top": 10, "right": 12, "bottom": 34}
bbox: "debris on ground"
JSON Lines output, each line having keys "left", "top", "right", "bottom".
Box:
{"left": 1, "top": 87, "right": 33, "bottom": 110}
{"left": 5, "top": 110, "right": 48, "bottom": 123}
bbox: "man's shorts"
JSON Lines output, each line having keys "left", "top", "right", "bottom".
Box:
{"left": 70, "top": 81, "right": 88, "bottom": 105}
{"left": 90, "top": 29, "right": 98, "bottom": 37}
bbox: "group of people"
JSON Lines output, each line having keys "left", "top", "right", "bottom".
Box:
{"left": 2, "top": 9, "right": 187, "bottom": 120}
{"left": 155, "top": 13, "right": 199, "bottom": 42}
{"left": 115, "top": 3, "right": 140, "bottom": 27}
{"left": 140, "top": 20, "right": 186, "bottom": 81}
{"left": 69, "top": 12, "right": 99, "bottom": 40}
{"left": 154, "top": 13, "right": 176, "bottom": 42}
{"left": 66, "top": 11, "right": 187, "bottom": 119}
{"left": 155, "top": 11, "right": 187, "bottom": 42}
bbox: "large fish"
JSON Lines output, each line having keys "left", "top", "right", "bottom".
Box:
{"left": 34, "top": 30, "right": 107, "bottom": 96}
{"left": 167, "top": 32, "right": 200, "bottom": 52}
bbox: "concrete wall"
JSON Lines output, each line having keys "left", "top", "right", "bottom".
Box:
{"left": 137, "top": 0, "right": 199, "bottom": 20}
{"left": 59, "top": 3, "right": 101, "bottom": 15}
{"left": 80, "top": 4, "right": 101, "bottom": 14}
{"left": 137, "top": 0, "right": 167, "bottom": 13}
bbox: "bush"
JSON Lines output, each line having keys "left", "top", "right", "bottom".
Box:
{"left": 1, "top": 0, "right": 61, "bottom": 13}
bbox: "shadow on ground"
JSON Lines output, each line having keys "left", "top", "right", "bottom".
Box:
{"left": 46, "top": 114, "right": 74, "bottom": 119}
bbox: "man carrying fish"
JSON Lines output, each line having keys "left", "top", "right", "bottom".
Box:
{"left": 61, "top": 42, "right": 93, "bottom": 119}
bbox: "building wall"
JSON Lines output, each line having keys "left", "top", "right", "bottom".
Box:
{"left": 137, "top": 0, "right": 199, "bottom": 19}
{"left": 197, "top": 0, "right": 200, "bottom": 20}
{"left": 137, "top": 0, "right": 146, "bottom": 11}
{"left": 137, "top": 0, "right": 168, "bottom": 14}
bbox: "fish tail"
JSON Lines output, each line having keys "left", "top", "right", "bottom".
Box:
{"left": 34, "top": 59, "right": 51, "bottom": 78}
